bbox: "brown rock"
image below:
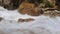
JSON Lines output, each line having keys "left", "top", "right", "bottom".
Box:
{"left": 18, "top": 18, "right": 34, "bottom": 22}
{"left": 18, "top": 2, "right": 41, "bottom": 16}
{"left": 43, "top": 8, "right": 60, "bottom": 17}
{"left": 0, "top": 17, "right": 3, "bottom": 22}
{"left": 0, "top": 0, "right": 22, "bottom": 10}
{"left": 55, "top": 0, "right": 60, "bottom": 10}
{"left": 0, "top": 0, "right": 3, "bottom": 6}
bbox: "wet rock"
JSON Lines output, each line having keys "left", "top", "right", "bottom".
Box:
{"left": 0, "top": 0, "right": 3, "bottom": 6}
{"left": 0, "top": 0, "right": 22, "bottom": 10}
{"left": 18, "top": 2, "right": 42, "bottom": 16}
{"left": 43, "top": 8, "right": 60, "bottom": 17}
{"left": 0, "top": 17, "right": 3, "bottom": 22}
{"left": 18, "top": 2, "right": 34, "bottom": 15}
{"left": 56, "top": 0, "right": 60, "bottom": 10}
{"left": 56, "top": 0, "right": 60, "bottom": 7}
{"left": 0, "top": 0, "right": 57, "bottom": 10}
{"left": 24, "top": 0, "right": 43, "bottom": 7}
{"left": 18, "top": 18, "right": 34, "bottom": 22}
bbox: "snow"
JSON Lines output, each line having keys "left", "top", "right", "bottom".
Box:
{"left": 0, "top": 6, "right": 60, "bottom": 34}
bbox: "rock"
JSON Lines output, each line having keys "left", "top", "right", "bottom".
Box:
{"left": 0, "top": 0, "right": 3, "bottom": 6}
{"left": 56, "top": 0, "right": 60, "bottom": 10}
{"left": 0, "top": 17, "right": 3, "bottom": 22}
{"left": 0, "top": 0, "right": 57, "bottom": 10}
{"left": 18, "top": 2, "right": 42, "bottom": 16}
{"left": 2, "top": 0, "right": 13, "bottom": 10}
{"left": 44, "top": 8, "right": 60, "bottom": 17}
{"left": 0, "top": 0, "right": 22, "bottom": 10}
{"left": 18, "top": 18, "right": 34, "bottom": 22}
{"left": 24, "top": 0, "right": 43, "bottom": 7}
{"left": 56, "top": 0, "right": 60, "bottom": 6}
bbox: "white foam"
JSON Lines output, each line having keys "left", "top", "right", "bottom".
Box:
{"left": 0, "top": 6, "right": 60, "bottom": 34}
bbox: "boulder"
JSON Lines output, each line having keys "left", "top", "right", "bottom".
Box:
{"left": 18, "top": 2, "right": 42, "bottom": 16}
{"left": 56, "top": 0, "right": 60, "bottom": 10}
{"left": 0, "top": 0, "right": 3, "bottom": 6}
{"left": 0, "top": 0, "right": 22, "bottom": 10}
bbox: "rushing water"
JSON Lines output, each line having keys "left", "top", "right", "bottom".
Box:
{"left": 0, "top": 6, "right": 60, "bottom": 34}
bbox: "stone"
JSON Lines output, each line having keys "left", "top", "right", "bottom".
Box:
{"left": 0, "top": 0, "right": 22, "bottom": 10}
{"left": 18, "top": 18, "right": 34, "bottom": 22}
{"left": 0, "top": 0, "right": 3, "bottom": 6}
{"left": 18, "top": 2, "right": 42, "bottom": 16}
{"left": 43, "top": 8, "right": 60, "bottom": 17}
{"left": 0, "top": 17, "right": 3, "bottom": 22}
{"left": 55, "top": 0, "right": 60, "bottom": 10}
